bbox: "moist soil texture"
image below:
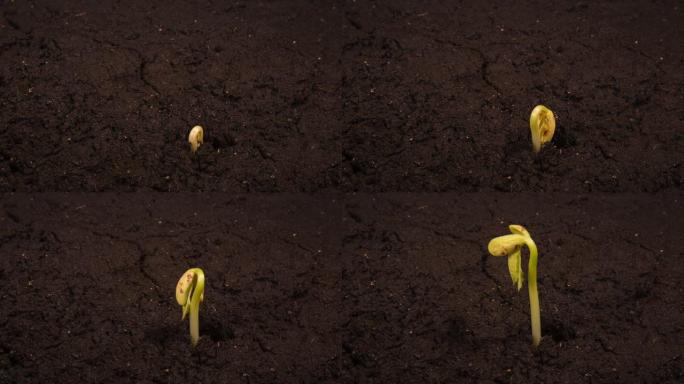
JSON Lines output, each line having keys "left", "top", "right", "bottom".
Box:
{"left": 1, "top": 1, "right": 683, "bottom": 384}
{"left": 1, "top": 0, "right": 683, "bottom": 192}
{"left": 2, "top": 193, "right": 683, "bottom": 383}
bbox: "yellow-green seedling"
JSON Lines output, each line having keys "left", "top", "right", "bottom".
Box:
{"left": 488, "top": 224, "right": 541, "bottom": 347}
{"left": 175, "top": 268, "right": 205, "bottom": 346}
{"left": 188, "top": 125, "right": 204, "bottom": 153}
{"left": 529, "top": 105, "right": 555, "bottom": 153}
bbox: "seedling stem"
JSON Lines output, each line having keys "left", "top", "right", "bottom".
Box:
{"left": 176, "top": 268, "right": 205, "bottom": 346}
{"left": 488, "top": 225, "right": 541, "bottom": 346}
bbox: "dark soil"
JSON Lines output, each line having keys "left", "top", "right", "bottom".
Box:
{"left": 1, "top": 193, "right": 683, "bottom": 383}
{"left": 1, "top": 1, "right": 683, "bottom": 383}
{"left": 1, "top": 0, "right": 682, "bottom": 192}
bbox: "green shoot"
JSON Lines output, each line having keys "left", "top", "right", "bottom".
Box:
{"left": 488, "top": 225, "right": 541, "bottom": 347}
{"left": 530, "top": 105, "right": 555, "bottom": 153}
{"left": 175, "top": 268, "right": 205, "bottom": 346}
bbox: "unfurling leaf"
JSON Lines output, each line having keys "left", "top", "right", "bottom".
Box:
{"left": 507, "top": 247, "right": 524, "bottom": 291}
{"left": 488, "top": 234, "right": 527, "bottom": 257}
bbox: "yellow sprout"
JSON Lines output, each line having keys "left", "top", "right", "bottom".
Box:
{"left": 488, "top": 224, "right": 541, "bottom": 347}
{"left": 175, "top": 268, "right": 205, "bottom": 346}
{"left": 529, "top": 105, "right": 555, "bottom": 153}
{"left": 188, "top": 125, "right": 204, "bottom": 153}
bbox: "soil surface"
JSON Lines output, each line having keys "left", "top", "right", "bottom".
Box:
{"left": 1, "top": 1, "right": 683, "bottom": 383}
{"left": 1, "top": 0, "right": 683, "bottom": 192}
{"left": 1, "top": 193, "right": 683, "bottom": 383}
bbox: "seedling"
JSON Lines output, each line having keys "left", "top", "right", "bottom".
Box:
{"left": 175, "top": 268, "right": 205, "bottom": 346}
{"left": 188, "top": 125, "right": 204, "bottom": 153}
{"left": 487, "top": 224, "right": 541, "bottom": 346}
{"left": 529, "top": 105, "right": 555, "bottom": 153}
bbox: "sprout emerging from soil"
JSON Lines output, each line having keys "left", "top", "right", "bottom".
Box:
{"left": 488, "top": 224, "right": 541, "bottom": 347}
{"left": 529, "top": 105, "right": 555, "bottom": 153}
{"left": 175, "top": 268, "right": 205, "bottom": 346}
{"left": 188, "top": 125, "right": 204, "bottom": 153}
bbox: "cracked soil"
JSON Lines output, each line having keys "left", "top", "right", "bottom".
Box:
{"left": 1, "top": 1, "right": 683, "bottom": 383}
